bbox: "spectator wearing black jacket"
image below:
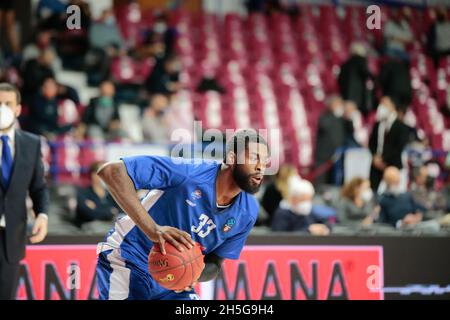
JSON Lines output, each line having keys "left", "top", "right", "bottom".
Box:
{"left": 369, "top": 96, "right": 411, "bottom": 191}
{"left": 75, "top": 161, "right": 120, "bottom": 227}
{"left": 378, "top": 167, "right": 425, "bottom": 228}
{"left": 21, "top": 48, "right": 55, "bottom": 104}
{"left": 378, "top": 57, "right": 412, "bottom": 114}
{"left": 315, "top": 95, "right": 355, "bottom": 186}
{"left": 338, "top": 42, "right": 374, "bottom": 115}
{"left": 145, "top": 54, "right": 181, "bottom": 95}
{"left": 28, "top": 77, "right": 73, "bottom": 139}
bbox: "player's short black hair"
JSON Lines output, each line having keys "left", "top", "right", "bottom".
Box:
{"left": 0, "top": 82, "right": 21, "bottom": 104}
{"left": 223, "top": 129, "right": 269, "bottom": 163}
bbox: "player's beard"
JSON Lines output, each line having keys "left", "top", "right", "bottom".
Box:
{"left": 232, "top": 164, "right": 262, "bottom": 194}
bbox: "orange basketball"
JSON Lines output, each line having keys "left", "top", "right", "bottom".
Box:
{"left": 148, "top": 242, "right": 205, "bottom": 291}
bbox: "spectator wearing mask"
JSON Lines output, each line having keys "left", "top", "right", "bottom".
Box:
{"left": 142, "top": 94, "right": 170, "bottom": 143}
{"left": 409, "top": 164, "right": 447, "bottom": 218}
{"left": 148, "top": 11, "right": 178, "bottom": 57}
{"left": 28, "top": 77, "right": 73, "bottom": 139}
{"left": 87, "top": 9, "right": 125, "bottom": 86}
{"left": 75, "top": 161, "right": 120, "bottom": 227}
{"left": 145, "top": 54, "right": 181, "bottom": 95}
{"left": 369, "top": 96, "right": 410, "bottom": 192}
{"left": 271, "top": 176, "right": 331, "bottom": 235}
{"left": 314, "top": 95, "right": 354, "bottom": 186}
{"left": 338, "top": 42, "right": 374, "bottom": 116}
{"left": 427, "top": 7, "right": 450, "bottom": 66}
{"left": 384, "top": 7, "right": 413, "bottom": 61}
{"left": 22, "top": 29, "right": 62, "bottom": 71}
{"left": 378, "top": 166, "right": 424, "bottom": 228}
{"left": 337, "top": 177, "right": 375, "bottom": 226}
{"left": 261, "top": 164, "right": 298, "bottom": 226}
{"left": 77, "top": 80, "right": 123, "bottom": 141}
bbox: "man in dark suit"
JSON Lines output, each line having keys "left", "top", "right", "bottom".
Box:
{"left": 314, "top": 95, "right": 355, "bottom": 186}
{"left": 0, "top": 83, "right": 49, "bottom": 300}
{"left": 369, "top": 96, "right": 411, "bottom": 192}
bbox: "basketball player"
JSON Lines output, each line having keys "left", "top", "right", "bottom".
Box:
{"left": 96, "top": 130, "right": 269, "bottom": 300}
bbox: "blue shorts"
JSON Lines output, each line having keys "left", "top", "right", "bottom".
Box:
{"left": 96, "top": 249, "right": 200, "bottom": 300}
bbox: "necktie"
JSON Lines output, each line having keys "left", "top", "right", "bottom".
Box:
{"left": 1, "top": 135, "right": 13, "bottom": 188}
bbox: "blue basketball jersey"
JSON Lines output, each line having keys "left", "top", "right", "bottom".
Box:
{"left": 97, "top": 156, "right": 259, "bottom": 290}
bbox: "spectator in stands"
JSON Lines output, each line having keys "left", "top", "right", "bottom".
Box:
{"left": 142, "top": 94, "right": 170, "bottom": 143}
{"left": 29, "top": 77, "right": 73, "bottom": 139}
{"left": 36, "top": 0, "right": 68, "bottom": 31}
{"left": 89, "top": 9, "right": 124, "bottom": 51}
{"left": 21, "top": 48, "right": 56, "bottom": 104}
{"left": 196, "top": 68, "right": 226, "bottom": 94}
{"left": 56, "top": 82, "right": 80, "bottom": 105}
{"left": 145, "top": 54, "right": 181, "bottom": 96}
{"left": 22, "top": 29, "right": 61, "bottom": 71}
{"left": 314, "top": 95, "right": 354, "bottom": 186}
{"left": 0, "top": 0, "right": 20, "bottom": 56}
{"left": 75, "top": 161, "right": 120, "bottom": 228}
{"left": 427, "top": 7, "right": 450, "bottom": 66}
{"left": 378, "top": 57, "right": 413, "bottom": 114}
{"left": 261, "top": 164, "right": 298, "bottom": 226}
{"left": 271, "top": 176, "right": 331, "bottom": 235}
{"left": 337, "top": 177, "right": 375, "bottom": 226}
{"left": 86, "top": 9, "right": 125, "bottom": 86}
{"left": 384, "top": 7, "right": 413, "bottom": 61}
{"left": 369, "top": 96, "right": 410, "bottom": 192}
{"left": 410, "top": 164, "right": 447, "bottom": 217}
{"left": 338, "top": 42, "right": 373, "bottom": 116}
{"left": 77, "top": 80, "right": 123, "bottom": 141}
{"left": 378, "top": 166, "right": 424, "bottom": 228}
{"left": 147, "top": 11, "right": 178, "bottom": 57}
{"left": 58, "top": 0, "right": 91, "bottom": 70}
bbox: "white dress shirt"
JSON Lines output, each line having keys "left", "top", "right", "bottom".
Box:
{"left": 0, "top": 128, "right": 47, "bottom": 227}
{"left": 376, "top": 113, "right": 397, "bottom": 156}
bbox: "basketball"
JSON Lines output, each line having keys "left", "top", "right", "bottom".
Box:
{"left": 148, "top": 242, "right": 205, "bottom": 291}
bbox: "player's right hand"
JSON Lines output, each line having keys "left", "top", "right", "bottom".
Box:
{"left": 151, "top": 225, "right": 196, "bottom": 255}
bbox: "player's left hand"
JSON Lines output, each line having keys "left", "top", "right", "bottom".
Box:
{"left": 30, "top": 214, "right": 48, "bottom": 244}
{"left": 174, "top": 281, "right": 198, "bottom": 293}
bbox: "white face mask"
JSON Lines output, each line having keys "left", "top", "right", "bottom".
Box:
{"left": 333, "top": 107, "right": 344, "bottom": 118}
{"left": 0, "top": 104, "right": 16, "bottom": 130}
{"left": 388, "top": 184, "right": 402, "bottom": 195}
{"left": 361, "top": 189, "right": 373, "bottom": 203}
{"left": 293, "top": 201, "right": 313, "bottom": 216}
{"left": 154, "top": 22, "right": 167, "bottom": 34}
{"left": 376, "top": 104, "right": 390, "bottom": 121}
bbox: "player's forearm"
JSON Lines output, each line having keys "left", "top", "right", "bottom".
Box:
{"left": 198, "top": 253, "right": 224, "bottom": 282}
{"left": 97, "top": 161, "right": 158, "bottom": 238}
{"left": 198, "top": 262, "right": 221, "bottom": 282}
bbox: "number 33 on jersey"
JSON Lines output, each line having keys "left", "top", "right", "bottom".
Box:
{"left": 191, "top": 213, "right": 217, "bottom": 238}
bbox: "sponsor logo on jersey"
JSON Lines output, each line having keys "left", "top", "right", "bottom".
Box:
{"left": 222, "top": 218, "right": 236, "bottom": 233}
{"left": 185, "top": 199, "right": 196, "bottom": 207}
{"left": 191, "top": 189, "right": 202, "bottom": 200}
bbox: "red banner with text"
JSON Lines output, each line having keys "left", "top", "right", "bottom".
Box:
{"left": 17, "top": 245, "right": 383, "bottom": 300}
